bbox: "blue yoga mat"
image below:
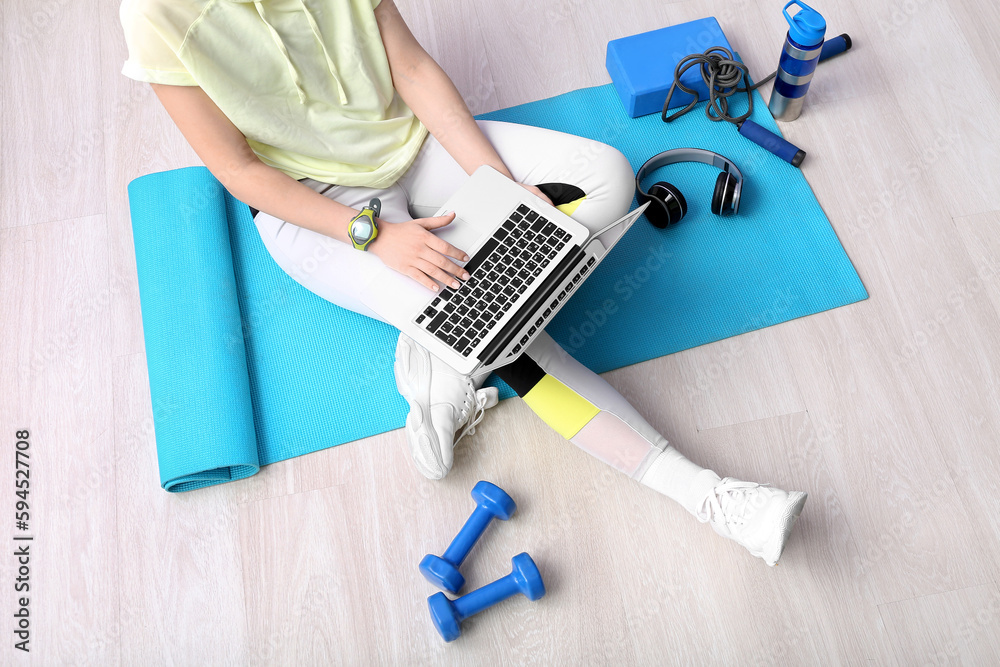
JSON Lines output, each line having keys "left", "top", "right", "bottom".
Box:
{"left": 129, "top": 83, "right": 866, "bottom": 492}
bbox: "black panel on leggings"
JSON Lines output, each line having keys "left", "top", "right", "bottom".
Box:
{"left": 493, "top": 353, "right": 546, "bottom": 397}
{"left": 535, "top": 182, "right": 586, "bottom": 207}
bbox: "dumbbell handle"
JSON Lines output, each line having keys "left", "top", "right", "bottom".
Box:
{"left": 442, "top": 507, "right": 494, "bottom": 568}
{"left": 451, "top": 571, "right": 521, "bottom": 621}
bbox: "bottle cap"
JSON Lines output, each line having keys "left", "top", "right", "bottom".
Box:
{"left": 783, "top": 0, "right": 826, "bottom": 47}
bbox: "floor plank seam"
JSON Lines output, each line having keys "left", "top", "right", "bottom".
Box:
{"left": 875, "top": 581, "right": 992, "bottom": 609}
{"left": 696, "top": 408, "right": 810, "bottom": 434}
{"left": 953, "top": 208, "right": 1000, "bottom": 223}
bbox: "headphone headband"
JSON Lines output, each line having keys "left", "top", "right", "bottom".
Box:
{"left": 634, "top": 147, "right": 744, "bottom": 225}
{"left": 635, "top": 148, "right": 743, "bottom": 188}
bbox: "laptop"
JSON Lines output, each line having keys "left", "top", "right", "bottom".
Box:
{"left": 364, "top": 165, "right": 649, "bottom": 376}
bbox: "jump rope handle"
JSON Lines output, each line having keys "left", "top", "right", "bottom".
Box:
{"left": 737, "top": 120, "right": 806, "bottom": 167}
{"left": 736, "top": 33, "right": 852, "bottom": 168}
{"left": 820, "top": 33, "right": 852, "bottom": 60}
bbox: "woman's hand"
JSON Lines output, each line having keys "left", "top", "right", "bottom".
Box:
{"left": 519, "top": 183, "right": 553, "bottom": 206}
{"left": 370, "top": 213, "right": 471, "bottom": 292}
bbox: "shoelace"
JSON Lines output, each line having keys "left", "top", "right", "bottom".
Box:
{"left": 696, "top": 478, "right": 771, "bottom": 531}
{"left": 455, "top": 382, "right": 495, "bottom": 445}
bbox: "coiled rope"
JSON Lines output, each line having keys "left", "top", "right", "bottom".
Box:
{"left": 661, "top": 47, "right": 777, "bottom": 125}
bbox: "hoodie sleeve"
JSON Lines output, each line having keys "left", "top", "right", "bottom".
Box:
{"left": 119, "top": 0, "right": 198, "bottom": 85}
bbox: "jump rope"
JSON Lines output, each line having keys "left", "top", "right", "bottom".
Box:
{"left": 660, "top": 36, "right": 851, "bottom": 167}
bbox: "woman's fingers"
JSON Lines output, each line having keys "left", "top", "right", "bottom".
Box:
{"left": 405, "top": 266, "right": 440, "bottom": 292}
{"left": 416, "top": 212, "right": 456, "bottom": 229}
{"left": 424, "top": 248, "right": 469, "bottom": 281}
{"left": 381, "top": 217, "right": 476, "bottom": 291}
{"left": 428, "top": 234, "right": 469, "bottom": 262}
{"left": 412, "top": 214, "right": 468, "bottom": 262}
{"left": 417, "top": 258, "right": 462, "bottom": 290}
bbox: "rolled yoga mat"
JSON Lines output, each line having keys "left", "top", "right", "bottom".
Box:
{"left": 128, "top": 83, "right": 867, "bottom": 492}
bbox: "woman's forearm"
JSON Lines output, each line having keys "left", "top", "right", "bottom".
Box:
{"left": 221, "top": 157, "right": 468, "bottom": 289}
{"left": 221, "top": 160, "right": 357, "bottom": 243}
{"left": 394, "top": 57, "right": 513, "bottom": 179}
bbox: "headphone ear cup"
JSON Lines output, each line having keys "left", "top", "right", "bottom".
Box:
{"left": 645, "top": 181, "right": 688, "bottom": 228}
{"left": 711, "top": 172, "right": 737, "bottom": 216}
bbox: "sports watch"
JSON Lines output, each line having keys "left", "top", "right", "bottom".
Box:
{"left": 348, "top": 197, "right": 381, "bottom": 251}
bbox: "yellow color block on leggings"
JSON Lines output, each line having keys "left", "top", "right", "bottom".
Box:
{"left": 522, "top": 375, "right": 599, "bottom": 439}
{"left": 556, "top": 196, "right": 586, "bottom": 217}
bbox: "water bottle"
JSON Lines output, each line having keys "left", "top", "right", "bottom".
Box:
{"left": 768, "top": 0, "right": 827, "bottom": 121}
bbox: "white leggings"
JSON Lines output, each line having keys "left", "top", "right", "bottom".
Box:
{"left": 253, "top": 120, "right": 684, "bottom": 483}
{"left": 253, "top": 120, "right": 636, "bottom": 322}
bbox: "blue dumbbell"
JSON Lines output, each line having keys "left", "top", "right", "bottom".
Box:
{"left": 420, "top": 481, "right": 516, "bottom": 593}
{"left": 428, "top": 552, "right": 545, "bottom": 642}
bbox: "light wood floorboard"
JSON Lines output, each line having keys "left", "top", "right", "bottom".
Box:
{"left": 1, "top": 0, "right": 106, "bottom": 229}
{"left": 113, "top": 352, "right": 249, "bottom": 666}
{"left": 1, "top": 0, "right": 999, "bottom": 664}
{"left": 0, "top": 216, "right": 119, "bottom": 664}
{"left": 878, "top": 583, "right": 1000, "bottom": 666}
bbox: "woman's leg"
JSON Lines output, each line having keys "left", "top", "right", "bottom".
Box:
{"left": 391, "top": 120, "right": 638, "bottom": 479}
{"left": 397, "top": 120, "right": 635, "bottom": 239}
{"left": 251, "top": 176, "right": 502, "bottom": 481}
{"left": 398, "top": 121, "right": 807, "bottom": 563}
{"left": 495, "top": 333, "right": 808, "bottom": 566}
{"left": 252, "top": 178, "right": 413, "bottom": 323}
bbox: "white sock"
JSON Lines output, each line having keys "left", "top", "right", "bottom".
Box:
{"left": 639, "top": 446, "right": 721, "bottom": 517}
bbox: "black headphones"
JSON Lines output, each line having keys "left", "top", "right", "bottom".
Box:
{"left": 635, "top": 148, "right": 744, "bottom": 228}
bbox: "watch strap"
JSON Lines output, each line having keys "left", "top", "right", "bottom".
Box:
{"left": 349, "top": 199, "right": 380, "bottom": 251}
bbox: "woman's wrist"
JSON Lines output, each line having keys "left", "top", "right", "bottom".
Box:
{"left": 368, "top": 218, "right": 391, "bottom": 258}
{"left": 466, "top": 154, "right": 512, "bottom": 180}
{"left": 234, "top": 161, "right": 362, "bottom": 244}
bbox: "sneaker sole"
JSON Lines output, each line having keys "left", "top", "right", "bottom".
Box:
{"left": 393, "top": 337, "right": 447, "bottom": 480}
{"left": 760, "top": 491, "right": 808, "bottom": 566}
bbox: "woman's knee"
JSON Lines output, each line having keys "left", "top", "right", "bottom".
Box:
{"left": 601, "top": 144, "right": 637, "bottom": 217}
{"left": 573, "top": 141, "right": 636, "bottom": 222}
{"left": 478, "top": 120, "right": 636, "bottom": 219}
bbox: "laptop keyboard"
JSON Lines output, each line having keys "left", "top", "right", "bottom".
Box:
{"left": 415, "top": 203, "right": 572, "bottom": 356}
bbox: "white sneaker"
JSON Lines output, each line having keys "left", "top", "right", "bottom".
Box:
{"left": 696, "top": 477, "right": 808, "bottom": 566}
{"left": 393, "top": 334, "right": 498, "bottom": 480}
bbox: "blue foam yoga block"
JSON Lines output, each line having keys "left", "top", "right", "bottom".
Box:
{"left": 607, "top": 17, "right": 733, "bottom": 118}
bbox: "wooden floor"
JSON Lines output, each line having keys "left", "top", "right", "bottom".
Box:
{"left": 2, "top": 0, "right": 1000, "bottom": 664}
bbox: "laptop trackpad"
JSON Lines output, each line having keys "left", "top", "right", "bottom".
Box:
{"left": 431, "top": 214, "right": 484, "bottom": 258}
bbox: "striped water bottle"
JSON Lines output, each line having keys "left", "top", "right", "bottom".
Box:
{"left": 768, "top": 0, "right": 827, "bottom": 121}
